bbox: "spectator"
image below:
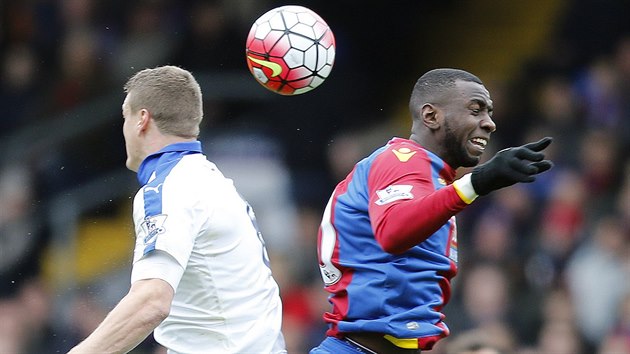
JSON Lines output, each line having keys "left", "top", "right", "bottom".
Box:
{"left": 565, "top": 215, "right": 630, "bottom": 348}
{"left": 598, "top": 293, "right": 630, "bottom": 353}
{"left": 536, "top": 319, "right": 584, "bottom": 354}
{"left": 444, "top": 325, "right": 515, "bottom": 354}
{"left": 40, "top": 28, "right": 109, "bottom": 115}
{"left": 0, "top": 44, "right": 42, "bottom": 133}
{"left": 110, "top": 0, "right": 178, "bottom": 82}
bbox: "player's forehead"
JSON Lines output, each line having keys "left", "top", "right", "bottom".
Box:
{"left": 455, "top": 80, "right": 493, "bottom": 107}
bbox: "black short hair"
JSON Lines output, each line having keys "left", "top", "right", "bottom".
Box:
{"left": 409, "top": 68, "right": 483, "bottom": 116}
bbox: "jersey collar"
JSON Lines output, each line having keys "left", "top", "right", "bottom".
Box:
{"left": 137, "top": 141, "right": 202, "bottom": 185}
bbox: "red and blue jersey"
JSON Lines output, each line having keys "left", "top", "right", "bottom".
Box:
{"left": 317, "top": 137, "right": 469, "bottom": 350}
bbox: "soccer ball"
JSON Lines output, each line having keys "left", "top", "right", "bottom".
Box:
{"left": 245, "top": 5, "right": 336, "bottom": 95}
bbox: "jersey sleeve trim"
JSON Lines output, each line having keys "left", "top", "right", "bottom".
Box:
{"left": 131, "top": 250, "right": 185, "bottom": 292}
{"left": 452, "top": 173, "right": 478, "bottom": 204}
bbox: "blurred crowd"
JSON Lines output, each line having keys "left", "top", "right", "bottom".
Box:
{"left": 1, "top": 0, "right": 630, "bottom": 353}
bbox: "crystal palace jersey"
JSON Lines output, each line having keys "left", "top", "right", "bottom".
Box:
{"left": 131, "top": 141, "right": 286, "bottom": 354}
{"left": 317, "top": 137, "right": 469, "bottom": 350}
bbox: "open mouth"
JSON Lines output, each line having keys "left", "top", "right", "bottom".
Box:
{"left": 469, "top": 137, "right": 488, "bottom": 154}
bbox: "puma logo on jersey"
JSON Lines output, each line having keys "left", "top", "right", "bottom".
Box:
{"left": 144, "top": 183, "right": 163, "bottom": 194}
{"left": 392, "top": 148, "right": 416, "bottom": 162}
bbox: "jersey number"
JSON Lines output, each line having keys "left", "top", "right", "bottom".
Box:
{"left": 246, "top": 203, "right": 272, "bottom": 268}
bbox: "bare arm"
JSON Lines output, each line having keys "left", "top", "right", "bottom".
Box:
{"left": 68, "top": 278, "right": 174, "bottom": 354}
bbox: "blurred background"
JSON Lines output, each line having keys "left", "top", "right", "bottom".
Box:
{"left": 1, "top": 0, "right": 630, "bottom": 353}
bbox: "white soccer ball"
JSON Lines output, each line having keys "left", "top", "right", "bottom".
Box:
{"left": 245, "top": 5, "right": 336, "bottom": 95}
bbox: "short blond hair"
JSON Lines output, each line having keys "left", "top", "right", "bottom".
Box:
{"left": 124, "top": 65, "right": 203, "bottom": 138}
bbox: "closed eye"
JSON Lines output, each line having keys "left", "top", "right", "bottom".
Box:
{"left": 470, "top": 99, "right": 493, "bottom": 116}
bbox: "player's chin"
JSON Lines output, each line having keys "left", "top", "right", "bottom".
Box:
{"left": 125, "top": 158, "right": 138, "bottom": 172}
{"left": 460, "top": 154, "right": 481, "bottom": 168}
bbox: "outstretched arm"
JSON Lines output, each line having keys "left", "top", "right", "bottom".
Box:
{"left": 68, "top": 278, "right": 173, "bottom": 354}
{"left": 370, "top": 138, "right": 553, "bottom": 254}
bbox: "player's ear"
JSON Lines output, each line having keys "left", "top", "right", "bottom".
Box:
{"left": 421, "top": 103, "right": 440, "bottom": 130}
{"left": 138, "top": 109, "right": 151, "bottom": 133}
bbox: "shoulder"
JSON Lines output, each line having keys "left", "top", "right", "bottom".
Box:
{"left": 368, "top": 140, "right": 432, "bottom": 177}
{"left": 159, "top": 154, "right": 229, "bottom": 197}
{"left": 164, "top": 154, "right": 221, "bottom": 180}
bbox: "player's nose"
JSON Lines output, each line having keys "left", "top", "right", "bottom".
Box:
{"left": 481, "top": 115, "right": 496, "bottom": 133}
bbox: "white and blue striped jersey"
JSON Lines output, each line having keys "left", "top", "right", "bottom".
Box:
{"left": 130, "top": 141, "right": 286, "bottom": 354}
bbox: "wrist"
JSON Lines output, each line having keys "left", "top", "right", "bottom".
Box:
{"left": 453, "top": 173, "right": 479, "bottom": 204}
{"left": 470, "top": 166, "right": 491, "bottom": 196}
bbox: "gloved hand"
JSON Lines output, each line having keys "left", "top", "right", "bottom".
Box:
{"left": 471, "top": 137, "right": 554, "bottom": 196}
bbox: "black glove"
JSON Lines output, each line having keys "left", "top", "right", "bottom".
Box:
{"left": 471, "top": 137, "right": 554, "bottom": 196}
